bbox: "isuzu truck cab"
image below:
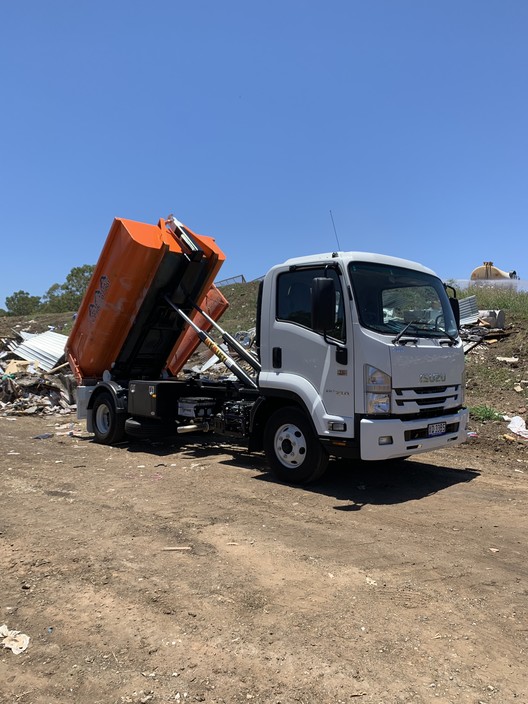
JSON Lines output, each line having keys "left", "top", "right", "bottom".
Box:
{"left": 255, "top": 251, "right": 467, "bottom": 482}
{"left": 68, "top": 215, "right": 468, "bottom": 484}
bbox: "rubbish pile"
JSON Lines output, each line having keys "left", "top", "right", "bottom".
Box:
{"left": 1, "top": 322, "right": 259, "bottom": 415}
{"left": 458, "top": 295, "right": 510, "bottom": 354}
{"left": 0, "top": 328, "right": 77, "bottom": 416}
{"left": 182, "top": 327, "right": 258, "bottom": 379}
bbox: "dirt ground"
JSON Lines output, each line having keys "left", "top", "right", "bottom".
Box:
{"left": 1, "top": 316, "right": 528, "bottom": 704}
{"left": 1, "top": 407, "right": 527, "bottom": 704}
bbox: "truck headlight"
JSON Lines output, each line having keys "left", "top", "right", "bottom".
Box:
{"left": 366, "top": 393, "right": 391, "bottom": 414}
{"left": 365, "top": 365, "right": 392, "bottom": 414}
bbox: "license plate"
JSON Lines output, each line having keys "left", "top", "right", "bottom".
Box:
{"left": 428, "top": 422, "right": 446, "bottom": 437}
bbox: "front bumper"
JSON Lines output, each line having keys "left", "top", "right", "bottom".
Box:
{"left": 359, "top": 408, "right": 469, "bottom": 461}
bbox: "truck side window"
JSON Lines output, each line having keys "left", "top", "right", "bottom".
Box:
{"left": 277, "top": 269, "right": 345, "bottom": 342}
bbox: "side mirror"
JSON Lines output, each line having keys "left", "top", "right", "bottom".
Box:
{"left": 450, "top": 297, "right": 460, "bottom": 329}
{"left": 444, "top": 283, "right": 460, "bottom": 329}
{"left": 312, "top": 277, "right": 336, "bottom": 332}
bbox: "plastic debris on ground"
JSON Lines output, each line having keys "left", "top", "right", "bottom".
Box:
{"left": 507, "top": 416, "right": 528, "bottom": 440}
{"left": 0, "top": 624, "right": 30, "bottom": 654}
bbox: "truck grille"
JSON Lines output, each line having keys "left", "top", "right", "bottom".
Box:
{"left": 393, "top": 385, "right": 461, "bottom": 416}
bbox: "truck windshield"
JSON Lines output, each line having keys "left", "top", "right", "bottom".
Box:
{"left": 348, "top": 261, "right": 458, "bottom": 339}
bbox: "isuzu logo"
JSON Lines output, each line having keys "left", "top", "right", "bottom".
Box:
{"left": 420, "top": 373, "right": 446, "bottom": 383}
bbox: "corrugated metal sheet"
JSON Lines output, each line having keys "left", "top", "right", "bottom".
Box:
{"left": 7, "top": 331, "right": 68, "bottom": 372}
{"left": 458, "top": 295, "right": 479, "bottom": 326}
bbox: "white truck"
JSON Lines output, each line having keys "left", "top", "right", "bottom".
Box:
{"left": 67, "top": 215, "right": 468, "bottom": 484}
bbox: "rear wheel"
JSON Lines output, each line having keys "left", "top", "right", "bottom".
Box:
{"left": 264, "top": 407, "right": 328, "bottom": 484}
{"left": 92, "top": 391, "right": 126, "bottom": 445}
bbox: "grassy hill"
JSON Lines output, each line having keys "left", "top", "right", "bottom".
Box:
{"left": 215, "top": 280, "right": 260, "bottom": 333}
{"left": 458, "top": 283, "right": 528, "bottom": 319}
{"left": 0, "top": 311, "right": 76, "bottom": 339}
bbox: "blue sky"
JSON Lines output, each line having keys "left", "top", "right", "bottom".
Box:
{"left": 1, "top": 0, "right": 527, "bottom": 308}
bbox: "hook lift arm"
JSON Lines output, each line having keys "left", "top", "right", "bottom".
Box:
{"left": 187, "top": 298, "right": 261, "bottom": 372}
{"left": 164, "top": 296, "right": 258, "bottom": 389}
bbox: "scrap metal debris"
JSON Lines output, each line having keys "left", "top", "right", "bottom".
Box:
{"left": 6, "top": 330, "right": 68, "bottom": 372}
{"left": 1, "top": 324, "right": 259, "bottom": 415}
{"left": 459, "top": 295, "right": 479, "bottom": 326}
{"left": 1, "top": 330, "right": 77, "bottom": 416}
{"left": 459, "top": 295, "right": 510, "bottom": 354}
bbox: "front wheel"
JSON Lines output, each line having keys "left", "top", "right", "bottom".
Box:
{"left": 92, "top": 391, "right": 126, "bottom": 445}
{"left": 263, "top": 407, "right": 328, "bottom": 484}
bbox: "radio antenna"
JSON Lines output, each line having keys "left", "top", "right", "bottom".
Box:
{"left": 329, "top": 210, "right": 341, "bottom": 250}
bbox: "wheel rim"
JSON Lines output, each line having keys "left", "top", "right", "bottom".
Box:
{"left": 95, "top": 402, "right": 111, "bottom": 434}
{"left": 274, "top": 422, "right": 307, "bottom": 469}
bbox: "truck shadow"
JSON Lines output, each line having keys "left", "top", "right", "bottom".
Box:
{"left": 123, "top": 437, "right": 479, "bottom": 509}
{"left": 242, "top": 454, "right": 479, "bottom": 509}
{"left": 312, "top": 458, "right": 479, "bottom": 510}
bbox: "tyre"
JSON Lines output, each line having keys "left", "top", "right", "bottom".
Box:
{"left": 263, "top": 406, "right": 328, "bottom": 484}
{"left": 92, "top": 391, "right": 126, "bottom": 445}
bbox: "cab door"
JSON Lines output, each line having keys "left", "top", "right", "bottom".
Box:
{"left": 262, "top": 266, "right": 353, "bottom": 420}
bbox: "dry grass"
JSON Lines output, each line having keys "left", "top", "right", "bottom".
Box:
{"left": 216, "top": 279, "right": 260, "bottom": 332}
{"left": 458, "top": 283, "right": 528, "bottom": 319}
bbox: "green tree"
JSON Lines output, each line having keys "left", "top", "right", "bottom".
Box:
{"left": 5, "top": 264, "right": 95, "bottom": 316}
{"left": 61, "top": 264, "right": 95, "bottom": 309}
{"left": 40, "top": 264, "right": 95, "bottom": 312}
{"left": 41, "top": 282, "right": 71, "bottom": 313}
{"left": 5, "top": 290, "right": 42, "bottom": 315}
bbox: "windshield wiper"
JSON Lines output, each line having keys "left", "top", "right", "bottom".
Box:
{"left": 393, "top": 321, "right": 459, "bottom": 346}
{"left": 435, "top": 327, "right": 458, "bottom": 345}
{"left": 392, "top": 321, "right": 423, "bottom": 344}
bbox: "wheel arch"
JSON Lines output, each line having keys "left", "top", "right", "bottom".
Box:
{"left": 249, "top": 392, "right": 317, "bottom": 452}
{"left": 86, "top": 381, "right": 128, "bottom": 432}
